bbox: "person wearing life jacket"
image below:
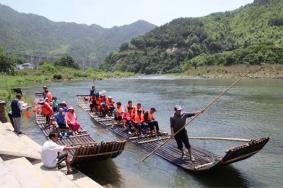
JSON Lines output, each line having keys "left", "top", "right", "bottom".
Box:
{"left": 125, "top": 100, "right": 135, "bottom": 113}
{"left": 106, "top": 96, "right": 115, "bottom": 116}
{"left": 40, "top": 98, "right": 54, "bottom": 124}
{"left": 133, "top": 103, "right": 144, "bottom": 115}
{"left": 65, "top": 106, "right": 80, "bottom": 134}
{"left": 133, "top": 109, "right": 146, "bottom": 135}
{"left": 144, "top": 107, "right": 160, "bottom": 135}
{"left": 43, "top": 86, "right": 53, "bottom": 105}
{"left": 114, "top": 102, "right": 124, "bottom": 125}
{"left": 123, "top": 106, "right": 135, "bottom": 134}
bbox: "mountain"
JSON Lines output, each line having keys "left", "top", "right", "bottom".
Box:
{"left": 0, "top": 4, "right": 156, "bottom": 66}
{"left": 101, "top": 0, "right": 283, "bottom": 74}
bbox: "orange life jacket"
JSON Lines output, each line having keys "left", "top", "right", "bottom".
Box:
{"left": 116, "top": 106, "right": 124, "bottom": 117}
{"left": 125, "top": 103, "right": 135, "bottom": 111}
{"left": 106, "top": 98, "right": 114, "bottom": 108}
{"left": 46, "top": 91, "right": 53, "bottom": 104}
{"left": 134, "top": 106, "right": 144, "bottom": 115}
{"left": 133, "top": 113, "right": 144, "bottom": 124}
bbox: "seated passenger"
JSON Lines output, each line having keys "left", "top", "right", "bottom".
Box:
{"left": 100, "top": 102, "right": 108, "bottom": 117}
{"left": 55, "top": 108, "right": 68, "bottom": 130}
{"left": 114, "top": 102, "right": 124, "bottom": 125}
{"left": 125, "top": 100, "right": 134, "bottom": 113}
{"left": 43, "top": 86, "right": 53, "bottom": 105}
{"left": 123, "top": 106, "right": 134, "bottom": 134}
{"left": 133, "top": 109, "right": 147, "bottom": 135}
{"left": 106, "top": 96, "right": 115, "bottom": 116}
{"left": 58, "top": 101, "right": 68, "bottom": 112}
{"left": 134, "top": 103, "right": 144, "bottom": 115}
{"left": 144, "top": 107, "right": 160, "bottom": 135}
{"left": 40, "top": 99, "right": 54, "bottom": 124}
{"left": 52, "top": 97, "right": 59, "bottom": 113}
{"left": 41, "top": 131, "right": 76, "bottom": 175}
{"left": 65, "top": 107, "right": 80, "bottom": 133}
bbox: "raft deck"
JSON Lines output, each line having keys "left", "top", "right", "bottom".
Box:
{"left": 35, "top": 93, "right": 126, "bottom": 164}
{"left": 76, "top": 95, "right": 269, "bottom": 172}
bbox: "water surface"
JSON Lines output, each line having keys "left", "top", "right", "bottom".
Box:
{"left": 24, "top": 76, "right": 283, "bottom": 188}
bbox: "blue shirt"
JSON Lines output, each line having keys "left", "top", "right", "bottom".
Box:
{"left": 55, "top": 112, "right": 65, "bottom": 124}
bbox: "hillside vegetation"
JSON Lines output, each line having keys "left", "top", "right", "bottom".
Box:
{"left": 101, "top": 0, "right": 283, "bottom": 74}
{"left": 0, "top": 4, "right": 155, "bottom": 66}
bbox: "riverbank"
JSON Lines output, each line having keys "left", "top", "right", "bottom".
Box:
{"left": 0, "top": 122, "right": 103, "bottom": 188}
{"left": 183, "top": 64, "right": 283, "bottom": 79}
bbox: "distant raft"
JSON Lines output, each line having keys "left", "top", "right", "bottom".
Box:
{"left": 76, "top": 94, "right": 269, "bottom": 172}
{"left": 35, "top": 92, "right": 126, "bottom": 164}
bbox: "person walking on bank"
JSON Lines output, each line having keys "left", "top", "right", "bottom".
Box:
{"left": 10, "top": 93, "right": 28, "bottom": 134}
{"left": 170, "top": 105, "right": 203, "bottom": 161}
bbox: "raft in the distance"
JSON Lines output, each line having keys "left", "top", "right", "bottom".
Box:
{"left": 76, "top": 94, "right": 269, "bottom": 172}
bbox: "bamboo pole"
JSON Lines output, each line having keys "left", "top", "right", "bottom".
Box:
{"left": 189, "top": 136, "right": 251, "bottom": 142}
{"left": 141, "top": 73, "right": 249, "bottom": 162}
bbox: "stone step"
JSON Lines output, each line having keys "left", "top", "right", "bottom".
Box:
{"left": 0, "top": 158, "right": 23, "bottom": 188}
{"left": 0, "top": 122, "right": 41, "bottom": 160}
{"left": 33, "top": 163, "right": 103, "bottom": 188}
{"left": 3, "top": 157, "right": 54, "bottom": 188}
{"left": 33, "top": 163, "right": 80, "bottom": 188}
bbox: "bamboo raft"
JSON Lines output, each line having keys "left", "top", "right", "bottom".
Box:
{"left": 76, "top": 95, "right": 269, "bottom": 172}
{"left": 35, "top": 93, "right": 126, "bottom": 165}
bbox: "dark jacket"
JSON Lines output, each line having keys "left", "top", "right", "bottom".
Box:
{"left": 11, "top": 99, "right": 21, "bottom": 118}
{"left": 170, "top": 112, "right": 195, "bottom": 133}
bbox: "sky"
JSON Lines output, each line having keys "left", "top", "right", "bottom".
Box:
{"left": 0, "top": 0, "right": 254, "bottom": 28}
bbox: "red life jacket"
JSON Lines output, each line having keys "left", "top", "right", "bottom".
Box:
{"left": 123, "top": 110, "right": 134, "bottom": 121}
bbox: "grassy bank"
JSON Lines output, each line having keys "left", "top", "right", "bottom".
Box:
{"left": 182, "top": 64, "right": 283, "bottom": 79}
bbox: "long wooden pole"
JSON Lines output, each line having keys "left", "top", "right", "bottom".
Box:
{"left": 141, "top": 73, "right": 249, "bottom": 162}
{"left": 189, "top": 136, "right": 251, "bottom": 142}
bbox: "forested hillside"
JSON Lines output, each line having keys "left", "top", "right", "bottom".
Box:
{"left": 101, "top": 0, "right": 283, "bottom": 74}
{"left": 0, "top": 4, "right": 155, "bottom": 66}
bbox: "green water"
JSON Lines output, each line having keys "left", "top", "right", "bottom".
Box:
{"left": 24, "top": 76, "right": 283, "bottom": 188}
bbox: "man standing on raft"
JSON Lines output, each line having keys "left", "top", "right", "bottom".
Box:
{"left": 170, "top": 105, "right": 202, "bottom": 161}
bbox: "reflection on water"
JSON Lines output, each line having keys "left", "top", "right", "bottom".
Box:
{"left": 24, "top": 77, "right": 283, "bottom": 188}
{"left": 194, "top": 166, "right": 249, "bottom": 188}
{"left": 76, "top": 159, "right": 123, "bottom": 187}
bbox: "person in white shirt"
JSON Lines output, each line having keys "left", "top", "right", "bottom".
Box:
{"left": 41, "top": 131, "right": 76, "bottom": 174}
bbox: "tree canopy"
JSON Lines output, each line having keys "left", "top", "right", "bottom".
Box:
{"left": 101, "top": 0, "right": 283, "bottom": 74}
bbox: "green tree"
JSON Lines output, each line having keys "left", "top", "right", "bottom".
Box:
{"left": 0, "top": 49, "right": 16, "bottom": 74}
{"left": 55, "top": 55, "right": 79, "bottom": 69}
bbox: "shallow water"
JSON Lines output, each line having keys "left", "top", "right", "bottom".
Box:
{"left": 24, "top": 76, "right": 283, "bottom": 188}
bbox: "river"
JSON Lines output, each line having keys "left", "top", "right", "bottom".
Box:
{"left": 23, "top": 76, "right": 283, "bottom": 188}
